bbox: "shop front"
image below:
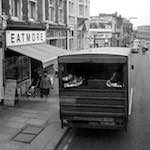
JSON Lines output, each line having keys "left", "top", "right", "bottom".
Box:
{"left": 4, "top": 30, "right": 68, "bottom": 100}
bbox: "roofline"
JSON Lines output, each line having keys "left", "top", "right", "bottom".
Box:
{"left": 64, "top": 47, "right": 131, "bottom": 57}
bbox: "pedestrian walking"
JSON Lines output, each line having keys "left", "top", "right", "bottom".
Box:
{"left": 39, "top": 70, "right": 53, "bottom": 101}
{"left": 27, "top": 68, "right": 40, "bottom": 96}
{"left": 48, "top": 64, "right": 55, "bottom": 89}
{"left": 32, "top": 68, "right": 40, "bottom": 86}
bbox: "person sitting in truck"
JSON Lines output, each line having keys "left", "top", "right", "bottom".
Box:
{"left": 106, "top": 68, "right": 124, "bottom": 88}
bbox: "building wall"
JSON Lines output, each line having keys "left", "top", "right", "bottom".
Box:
{"left": 1, "top": 0, "right": 45, "bottom": 99}
{"left": 89, "top": 13, "right": 133, "bottom": 48}
{"left": 67, "top": 0, "right": 90, "bottom": 51}
{"left": 137, "top": 25, "right": 150, "bottom": 33}
{"left": 137, "top": 25, "right": 150, "bottom": 40}
{"left": 0, "top": 0, "right": 3, "bottom": 100}
{"left": 89, "top": 14, "right": 115, "bottom": 48}
{"left": 2, "top": 0, "right": 45, "bottom": 30}
{"left": 44, "top": 0, "right": 68, "bottom": 50}
{"left": 0, "top": 0, "right": 69, "bottom": 101}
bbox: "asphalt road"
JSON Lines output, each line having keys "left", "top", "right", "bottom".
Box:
{"left": 64, "top": 52, "right": 150, "bottom": 150}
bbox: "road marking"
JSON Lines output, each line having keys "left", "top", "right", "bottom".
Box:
{"left": 62, "top": 130, "right": 74, "bottom": 150}
{"left": 129, "top": 88, "right": 133, "bottom": 115}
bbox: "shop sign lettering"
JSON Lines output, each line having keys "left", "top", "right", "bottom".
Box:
{"left": 6, "top": 30, "right": 46, "bottom": 46}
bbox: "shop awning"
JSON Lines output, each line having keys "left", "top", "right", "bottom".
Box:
{"left": 8, "top": 43, "right": 69, "bottom": 68}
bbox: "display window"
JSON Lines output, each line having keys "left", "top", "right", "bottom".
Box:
{"left": 5, "top": 50, "right": 30, "bottom": 83}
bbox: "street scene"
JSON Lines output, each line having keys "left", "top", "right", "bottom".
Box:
{"left": 0, "top": 0, "right": 150, "bottom": 150}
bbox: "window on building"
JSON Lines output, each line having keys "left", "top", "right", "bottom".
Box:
{"left": 48, "top": 0, "right": 55, "bottom": 22}
{"left": 58, "top": 0, "right": 64, "bottom": 23}
{"left": 59, "top": 0, "right": 63, "bottom": 7}
{"left": 69, "top": 16, "right": 75, "bottom": 25}
{"left": 79, "top": 4, "right": 84, "bottom": 17}
{"left": 10, "top": 0, "right": 22, "bottom": 19}
{"left": 28, "top": 0, "right": 37, "bottom": 21}
{"left": 58, "top": 8, "right": 63, "bottom": 23}
{"left": 49, "top": 0, "right": 53, "bottom": 5}
{"left": 85, "top": 6, "right": 88, "bottom": 18}
{"left": 79, "top": 0, "right": 84, "bottom": 3}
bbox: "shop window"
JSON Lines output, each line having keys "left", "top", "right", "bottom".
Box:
{"left": 28, "top": 0, "right": 37, "bottom": 21}
{"left": 5, "top": 53, "right": 30, "bottom": 83}
{"left": 10, "top": 0, "right": 22, "bottom": 20}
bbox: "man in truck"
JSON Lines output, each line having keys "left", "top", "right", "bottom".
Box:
{"left": 106, "top": 67, "right": 124, "bottom": 88}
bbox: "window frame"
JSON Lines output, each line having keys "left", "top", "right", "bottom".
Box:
{"left": 58, "top": 0, "right": 64, "bottom": 24}
{"left": 43, "top": 0, "right": 56, "bottom": 23}
{"left": 28, "top": 0, "right": 37, "bottom": 22}
{"left": 9, "top": 0, "right": 23, "bottom": 21}
{"left": 48, "top": 0, "right": 55, "bottom": 22}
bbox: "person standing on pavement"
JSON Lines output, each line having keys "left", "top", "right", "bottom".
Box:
{"left": 39, "top": 70, "right": 53, "bottom": 101}
{"left": 48, "top": 64, "right": 55, "bottom": 89}
{"left": 32, "top": 68, "right": 40, "bottom": 87}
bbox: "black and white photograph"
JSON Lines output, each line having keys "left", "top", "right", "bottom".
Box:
{"left": 0, "top": 0, "right": 149, "bottom": 150}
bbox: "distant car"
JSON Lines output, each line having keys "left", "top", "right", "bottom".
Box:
{"left": 131, "top": 48, "right": 139, "bottom": 53}
{"left": 142, "top": 46, "right": 148, "bottom": 53}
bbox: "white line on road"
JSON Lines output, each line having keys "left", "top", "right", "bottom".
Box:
{"left": 62, "top": 131, "right": 74, "bottom": 150}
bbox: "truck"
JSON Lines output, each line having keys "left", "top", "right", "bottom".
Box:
{"left": 58, "top": 47, "right": 134, "bottom": 130}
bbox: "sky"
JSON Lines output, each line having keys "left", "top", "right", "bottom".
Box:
{"left": 90, "top": 0, "right": 150, "bottom": 28}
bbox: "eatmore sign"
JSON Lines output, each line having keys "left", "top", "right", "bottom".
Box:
{"left": 6, "top": 30, "right": 46, "bottom": 46}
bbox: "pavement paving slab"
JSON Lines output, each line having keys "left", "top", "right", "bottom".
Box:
{"left": 13, "top": 133, "right": 35, "bottom": 144}
{"left": 0, "top": 142, "right": 22, "bottom": 150}
{"left": 21, "top": 113, "right": 39, "bottom": 118}
{"left": 8, "top": 117, "right": 28, "bottom": 123}
{"left": 5, "top": 121, "right": 26, "bottom": 129}
{"left": 22, "top": 126, "right": 44, "bottom": 134}
{"left": 26, "top": 119, "right": 47, "bottom": 126}
{"left": 0, "top": 134, "right": 10, "bottom": 142}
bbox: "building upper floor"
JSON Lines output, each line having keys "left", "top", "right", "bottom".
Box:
{"left": 1, "top": 0, "right": 67, "bottom": 29}
{"left": 67, "top": 0, "right": 90, "bottom": 27}
{"left": 90, "top": 12, "right": 133, "bottom": 35}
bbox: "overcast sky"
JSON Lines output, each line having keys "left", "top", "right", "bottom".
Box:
{"left": 90, "top": 0, "right": 150, "bottom": 28}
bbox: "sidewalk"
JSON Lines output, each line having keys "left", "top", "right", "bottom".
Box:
{"left": 0, "top": 78, "right": 67, "bottom": 150}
